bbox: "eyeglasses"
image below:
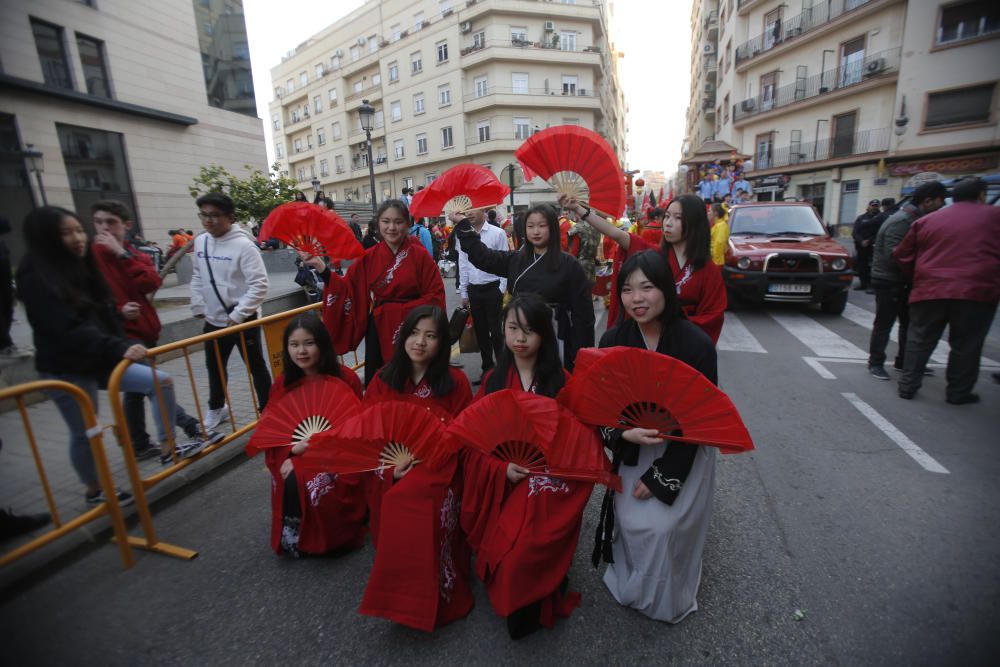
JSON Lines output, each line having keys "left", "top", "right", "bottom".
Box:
{"left": 197, "top": 212, "right": 227, "bottom": 221}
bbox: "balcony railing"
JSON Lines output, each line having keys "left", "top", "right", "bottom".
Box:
{"left": 736, "top": 0, "right": 877, "bottom": 66}
{"left": 705, "top": 9, "right": 718, "bottom": 27}
{"left": 749, "top": 127, "right": 890, "bottom": 171}
{"left": 345, "top": 84, "right": 382, "bottom": 102}
{"left": 462, "top": 85, "right": 596, "bottom": 102}
{"left": 459, "top": 38, "right": 600, "bottom": 57}
{"left": 733, "top": 47, "right": 900, "bottom": 123}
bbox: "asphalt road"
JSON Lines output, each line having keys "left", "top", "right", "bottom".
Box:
{"left": 2, "top": 286, "right": 998, "bottom": 666}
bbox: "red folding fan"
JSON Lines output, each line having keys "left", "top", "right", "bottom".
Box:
{"left": 409, "top": 164, "right": 511, "bottom": 218}
{"left": 515, "top": 125, "right": 626, "bottom": 218}
{"left": 557, "top": 347, "right": 754, "bottom": 454}
{"left": 245, "top": 376, "right": 361, "bottom": 457}
{"left": 361, "top": 392, "right": 455, "bottom": 426}
{"left": 304, "top": 401, "right": 452, "bottom": 474}
{"left": 259, "top": 202, "right": 364, "bottom": 260}
{"left": 547, "top": 407, "right": 621, "bottom": 491}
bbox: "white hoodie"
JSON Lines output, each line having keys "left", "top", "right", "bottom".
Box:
{"left": 190, "top": 227, "right": 268, "bottom": 327}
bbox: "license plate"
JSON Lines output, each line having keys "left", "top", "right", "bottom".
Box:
{"left": 768, "top": 283, "right": 811, "bottom": 294}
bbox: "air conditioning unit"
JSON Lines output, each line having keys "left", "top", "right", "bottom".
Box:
{"left": 704, "top": 83, "right": 715, "bottom": 92}
{"left": 578, "top": 87, "right": 587, "bottom": 95}
{"left": 704, "top": 44, "right": 716, "bottom": 54}
{"left": 865, "top": 58, "right": 887, "bottom": 75}
{"left": 335, "top": 49, "right": 343, "bottom": 57}
{"left": 358, "top": 37, "right": 367, "bottom": 46}
{"left": 461, "top": 21, "right": 472, "bottom": 33}
{"left": 544, "top": 21, "right": 555, "bottom": 31}
{"left": 741, "top": 99, "right": 756, "bottom": 111}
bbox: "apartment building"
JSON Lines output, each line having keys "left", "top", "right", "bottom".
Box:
{"left": 0, "top": 0, "right": 266, "bottom": 263}
{"left": 682, "top": 0, "right": 999, "bottom": 229}
{"left": 268, "top": 0, "right": 627, "bottom": 211}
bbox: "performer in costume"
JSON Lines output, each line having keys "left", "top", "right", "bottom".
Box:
{"left": 262, "top": 314, "right": 366, "bottom": 557}
{"left": 594, "top": 251, "right": 717, "bottom": 623}
{"left": 450, "top": 204, "right": 595, "bottom": 370}
{"left": 561, "top": 194, "right": 726, "bottom": 343}
{"left": 461, "top": 294, "right": 593, "bottom": 639}
{"left": 309, "top": 199, "right": 445, "bottom": 385}
{"left": 709, "top": 203, "right": 730, "bottom": 267}
{"left": 360, "top": 305, "right": 474, "bottom": 632}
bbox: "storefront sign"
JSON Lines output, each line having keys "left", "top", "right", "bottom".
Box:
{"left": 888, "top": 155, "right": 998, "bottom": 177}
{"left": 753, "top": 174, "right": 789, "bottom": 188}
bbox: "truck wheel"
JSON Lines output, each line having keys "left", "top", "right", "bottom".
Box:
{"left": 821, "top": 291, "right": 848, "bottom": 315}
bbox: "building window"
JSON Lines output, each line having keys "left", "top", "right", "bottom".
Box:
{"left": 414, "top": 12, "right": 425, "bottom": 31}
{"left": 316, "top": 63, "right": 325, "bottom": 78}
{"left": 417, "top": 133, "right": 428, "bottom": 155}
{"left": 511, "top": 26, "right": 528, "bottom": 44}
{"left": 391, "top": 24, "right": 401, "bottom": 42}
{"left": 354, "top": 81, "right": 363, "bottom": 94}
{"left": 475, "top": 75, "right": 489, "bottom": 97}
{"left": 725, "top": 41, "right": 732, "bottom": 73}
{"left": 562, "top": 117, "right": 579, "bottom": 126}
{"left": 832, "top": 111, "right": 857, "bottom": 157}
{"left": 314, "top": 95, "right": 322, "bottom": 113}
{"left": 561, "top": 75, "right": 578, "bottom": 95}
{"left": 275, "top": 143, "right": 284, "bottom": 158}
{"left": 473, "top": 30, "right": 486, "bottom": 49}
{"left": 937, "top": 2, "right": 999, "bottom": 45}
{"left": 331, "top": 55, "right": 341, "bottom": 70}
{"left": 437, "top": 40, "right": 449, "bottom": 63}
{"left": 291, "top": 109, "right": 300, "bottom": 123}
{"left": 839, "top": 36, "right": 866, "bottom": 87}
{"left": 297, "top": 167, "right": 305, "bottom": 182}
{"left": 413, "top": 93, "right": 425, "bottom": 114}
{"left": 300, "top": 71, "right": 308, "bottom": 87}
{"left": 320, "top": 159, "right": 329, "bottom": 176}
{"left": 477, "top": 120, "right": 491, "bottom": 142}
{"left": 317, "top": 127, "right": 326, "bottom": 145}
{"left": 763, "top": 7, "right": 783, "bottom": 50}
{"left": 372, "top": 72, "right": 381, "bottom": 86}
{"left": 439, "top": 0, "right": 452, "bottom": 16}
{"left": 335, "top": 155, "right": 345, "bottom": 172}
{"left": 394, "top": 138, "right": 405, "bottom": 159}
{"left": 425, "top": 172, "right": 437, "bottom": 185}
{"left": 438, "top": 84, "right": 451, "bottom": 106}
{"left": 388, "top": 61, "right": 399, "bottom": 82}
{"left": 512, "top": 72, "right": 529, "bottom": 94}
{"left": 332, "top": 122, "right": 342, "bottom": 139}
{"left": 272, "top": 114, "right": 280, "bottom": 130}
{"left": 925, "top": 83, "right": 995, "bottom": 128}
{"left": 307, "top": 134, "right": 313, "bottom": 149}
{"left": 799, "top": 183, "right": 826, "bottom": 219}
{"left": 514, "top": 117, "right": 530, "bottom": 140}
{"left": 390, "top": 101, "right": 402, "bottom": 122}
{"left": 294, "top": 138, "right": 302, "bottom": 153}
{"left": 375, "top": 109, "right": 384, "bottom": 127}
{"left": 755, "top": 132, "right": 774, "bottom": 169}
{"left": 760, "top": 71, "right": 778, "bottom": 111}
{"left": 329, "top": 88, "right": 338, "bottom": 106}
{"left": 403, "top": 176, "right": 414, "bottom": 191}
{"left": 560, "top": 31, "right": 577, "bottom": 51}
{"left": 56, "top": 123, "right": 139, "bottom": 225}
{"left": 441, "top": 126, "right": 454, "bottom": 148}
{"left": 723, "top": 93, "right": 730, "bottom": 124}
{"left": 31, "top": 19, "right": 73, "bottom": 89}
{"left": 369, "top": 34, "right": 378, "bottom": 53}
{"left": 411, "top": 51, "right": 423, "bottom": 74}
{"left": 350, "top": 45, "right": 360, "bottom": 61}
{"left": 76, "top": 34, "right": 111, "bottom": 98}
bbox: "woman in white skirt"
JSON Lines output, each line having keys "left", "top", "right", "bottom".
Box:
{"left": 593, "top": 250, "right": 718, "bottom": 623}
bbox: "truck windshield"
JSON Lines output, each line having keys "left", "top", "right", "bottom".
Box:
{"left": 729, "top": 206, "right": 826, "bottom": 236}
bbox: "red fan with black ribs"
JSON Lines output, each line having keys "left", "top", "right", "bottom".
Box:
{"left": 245, "top": 376, "right": 361, "bottom": 457}
{"left": 515, "top": 125, "right": 626, "bottom": 218}
{"left": 446, "top": 389, "right": 620, "bottom": 490}
{"left": 259, "top": 201, "right": 364, "bottom": 260}
{"left": 304, "top": 401, "right": 453, "bottom": 474}
{"left": 557, "top": 346, "right": 754, "bottom": 454}
{"left": 409, "top": 163, "right": 511, "bottom": 219}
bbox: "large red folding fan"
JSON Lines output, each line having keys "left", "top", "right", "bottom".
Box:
{"left": 409, "top": 164, "right": 510, "bottom": 218}
{"left": 304, "top": 401, "right": 452, "bottom": 474}
{"left": 515, "top": 125, "right": 626, "bottom": 218}
{"left": 557, "top": 347, "right": 754, "bottom": 454}
{"left": 245, "top": 376, "right": 361, "bottom": 457}
{"left": 446, "top": 389, "right": 620, "bottom": 490}
{"left": 259, "top": 201, "right": 364, "bottom": 259}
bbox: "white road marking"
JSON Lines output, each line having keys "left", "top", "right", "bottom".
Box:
{"left": 771, "top": 312, "right": 867, "bottom": 359}
{"left": 803, "top": 357, "right": 837, "bottom": 379}
{"left": 718, "top": 312, "right": 767, "bottom": 353}
{"left": 841, "top": 392, "right": 950, "bottom": 474}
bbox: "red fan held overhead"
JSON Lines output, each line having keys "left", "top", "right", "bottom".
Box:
{"left": 245, "top": 376, "right": 361, "bottom": 457}
{"left": 409, "top": 163, "right": 511, "bottom": 219}
{"left": 259, "top": 202, "right": 364, "bottom": 260}
{"left": 515, "top": 125, "right": 626, "bottom": 218}
{"left": 305, "top": 401, "right": 452, "bottom": 474}
{"left": 446, "top": 389, "right": 620, "bottom": 490}
{"left": 557, "top": 347, "right": 755, "bottom": 454}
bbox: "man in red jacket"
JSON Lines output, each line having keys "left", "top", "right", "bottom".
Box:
{"left": 91, "top": 200, "right": 220, "bottom": 461}
{"left": 893, "top": 177, "right": 1000, "bottom": 404}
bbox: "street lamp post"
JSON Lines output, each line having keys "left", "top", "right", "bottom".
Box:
{"left": 311, "top": 176, "right": 321, "bottom": 201}
{"left": 358, "top": 99, "right": 378, "bottom": 218}
{"left": 23, "top": 144, "right": 46, "bottom": 205}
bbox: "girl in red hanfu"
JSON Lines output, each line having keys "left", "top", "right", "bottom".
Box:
{"left": 360, "top": 305, "right": 474, "bottom": 632}
{"left": 562, "top": 194, "right": 726, "bottom": 344}
{"left": 262, "top": 313, "right": 366, "bottom": 557}
{"left": 461, "top": 294, "right": 594, "bottom": 640}
{"left": 312, "top": 199, "right": 446, "bottom": 386}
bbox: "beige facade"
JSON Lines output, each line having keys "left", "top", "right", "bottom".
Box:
{"left": 268, "top": 0, "right": 626, "bottom": 212}
{"left": 683, "top": 0, "right": 1000, "bottom": 229}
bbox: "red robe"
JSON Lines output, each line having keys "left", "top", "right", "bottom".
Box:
{"left": 608, "top": 233, "right": 726, "bottom": 344}
{"left": 263, "top": 370, "right": 366, "bottom": 556}
{"left": 461, "top": 368, "right": 592, "bottom": 627}
{"left": 322, "top": 236, "right": 445, "bottom": 361}
{"left": 359, "top": 367, "right": 474, "bottom": 632}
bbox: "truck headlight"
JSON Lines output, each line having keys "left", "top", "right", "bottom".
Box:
{"left": 831, "top": 258, "right": 847, "bottom": 271}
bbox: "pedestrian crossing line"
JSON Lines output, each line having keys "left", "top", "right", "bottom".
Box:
{"left": 802, "top": 356, "right": 961, "bottom": 380}
{"left": 803, "top": 357, "right": 838, "bottom": 379}
{"left": 770, "top": 312, "right": 867, "bottom": 359}
{"left": 718, "top": 312, "right": 767, "bottom": 353}
{"left": 841, "top": 392, "right": 950, "bottom": 474}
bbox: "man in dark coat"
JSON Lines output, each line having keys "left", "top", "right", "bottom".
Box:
{"left": 852, "top": 199, "right": 882, "bottom": 291}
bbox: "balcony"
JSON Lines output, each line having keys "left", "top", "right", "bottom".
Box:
{"left": 462, "top": 85, "right": 601, "bottom": 113}
{"left": 465, "top": 132, "right": 523, "bottom": 154}
{"left": 735, "top": 0, "right": 883, "bottom": 68}
{"left": 704, "top": 9, "right": 718, "bottom": 38}
{"left": 459, "top": 39, "right": 602, "bottom": 70}
{"left": 461, "top": 0, "right": 604, "bottom": 36}
{"left": 749, "top": 127, "right": 890, "bottom": 173}
{"left": 347, "top": 122, "right": 386, "bottom": 143}
{"left": 733, "top": 47, "right": 900, "bottom": 125}
{"left": 341, "top": 50, "right": 379, "bottom": 78}
{"left": 345, "top": 84, "right": 383, "bottom": 108}
{"left": 703, "top": 96, "right": 717, "bottom": 115}
{"left": 704, "top": 57, "right": 718, "bottom": 81}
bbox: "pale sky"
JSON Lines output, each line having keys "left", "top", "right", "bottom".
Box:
{"left": 244, "top": 0, "right": 691, "bottom": 176}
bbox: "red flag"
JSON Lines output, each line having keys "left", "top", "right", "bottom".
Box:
{"left": 640, "top": 191, "right": 650, "bottom": 212}
{"left": 658, "top": 186, "right": 665, "bottom": 203}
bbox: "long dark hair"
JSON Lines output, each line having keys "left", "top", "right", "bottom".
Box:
{"left": 376, "top": 198, "right": 411, "bottom": 224}
{"left": 617, "top": 250, "right": 684, "bottom": 330}
{"left": 378, "top": 305, "right": 454, "bottom": 396}
{"left": 485, "top": 294, "right": 565, "bottom": 398}
{"left": 280, "top": 313, "right": 343, "bottom": 386}
{"left": 512, "top": 203, "right": 561, "bottom": 273}
{"left": 664, "top": 194, "right": 711, "bottom": 269}
{"left": 18, "top": 206, "right": 111, "bottom": 311}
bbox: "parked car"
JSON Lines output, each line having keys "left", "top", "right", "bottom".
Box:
{"left": 723, "top": 202, "right": 854, "bottom": 314}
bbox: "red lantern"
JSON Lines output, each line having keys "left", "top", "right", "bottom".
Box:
{"left": 635, "top": 178, "right": 645, "bottom": 188}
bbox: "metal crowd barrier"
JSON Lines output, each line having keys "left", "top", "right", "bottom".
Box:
{"left": 0, "top": 381, "right": 134, "bottom": 569}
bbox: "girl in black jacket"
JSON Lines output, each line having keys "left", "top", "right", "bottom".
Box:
{"left": 17, "top": 207, "right": 180, "bottom": 504}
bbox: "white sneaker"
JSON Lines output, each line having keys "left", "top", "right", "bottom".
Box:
{"left": 204, "top": 405, "right": 229, "bottom": 430}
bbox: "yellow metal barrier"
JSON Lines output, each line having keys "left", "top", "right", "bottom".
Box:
{"left": 0, "top": 381, "right": 134, "bottom": 569}
{"left": 105, "top": 301, "right": 364, "bottom": 561}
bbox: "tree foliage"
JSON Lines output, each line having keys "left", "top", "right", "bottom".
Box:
{"left": 188, "top": 163, "right": 299, "bottom": 224}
